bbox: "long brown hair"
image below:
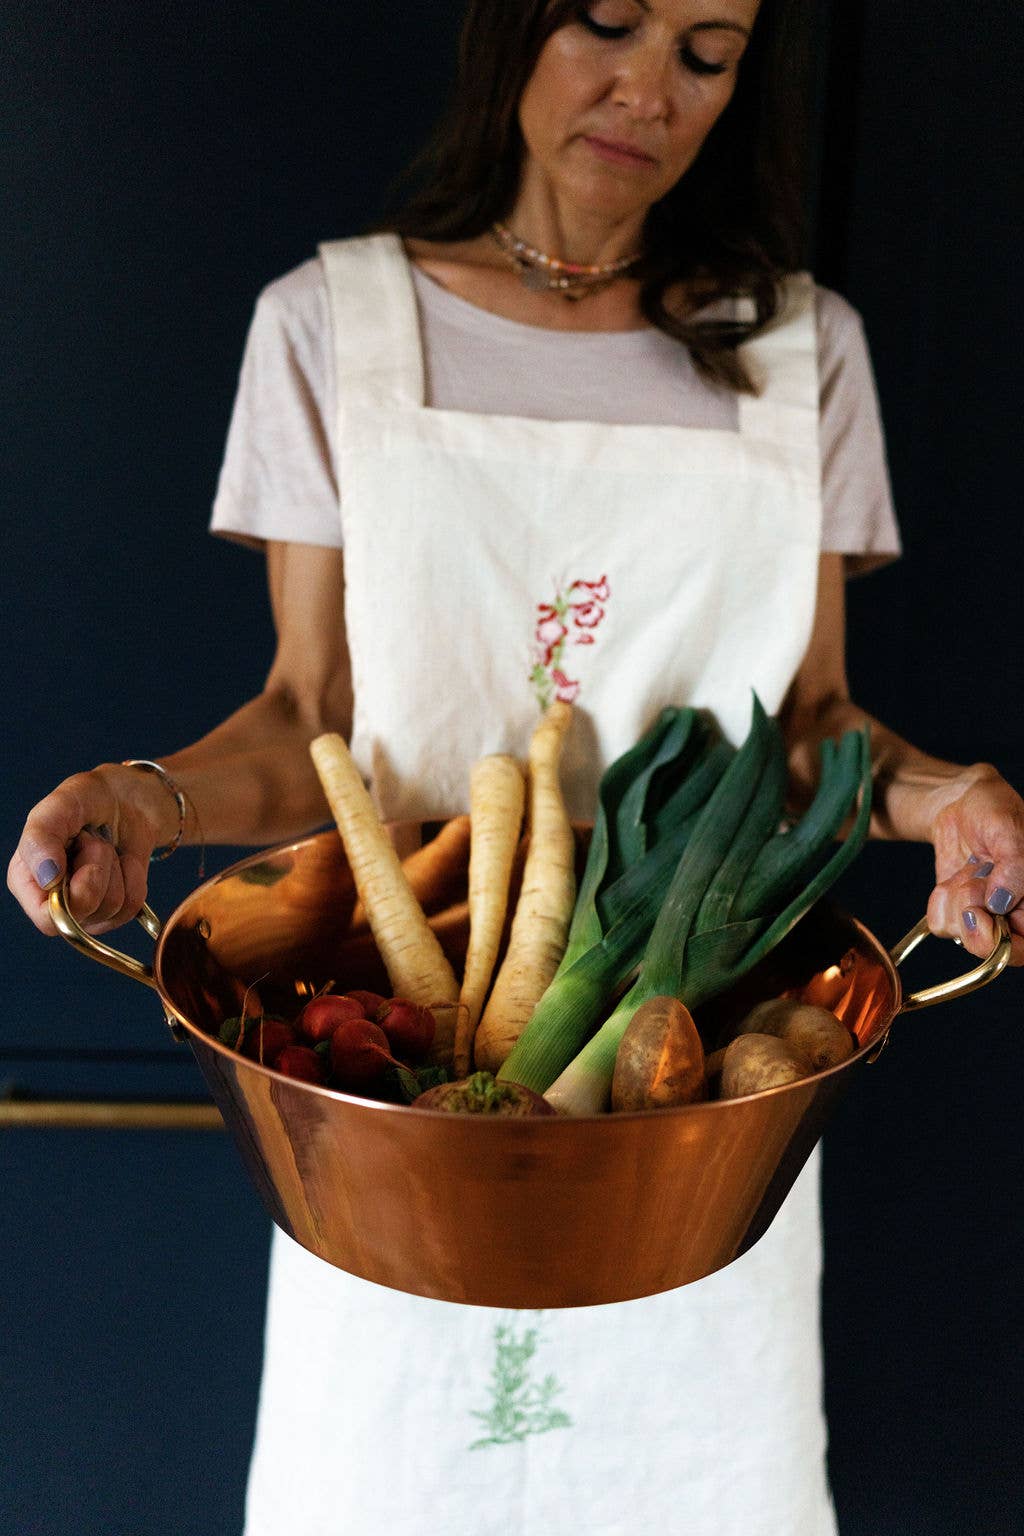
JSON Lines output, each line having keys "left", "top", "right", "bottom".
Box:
{"left": 382, "top": 0, "right": 812, "bottom": 392}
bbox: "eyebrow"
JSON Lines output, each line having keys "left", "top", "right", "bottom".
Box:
{"left": 630, "top": 3, "right": 752, "bottom": 39}
{"left": 689, "top": 19, "right": 751, "bottom": 38}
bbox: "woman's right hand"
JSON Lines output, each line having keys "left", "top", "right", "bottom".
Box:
{"left": 7, "top": 764, "right": 177, "bottom": 937}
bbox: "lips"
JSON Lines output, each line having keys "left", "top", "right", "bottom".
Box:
{"left": 583, "top": 134, "right": 658, "bottom": 168}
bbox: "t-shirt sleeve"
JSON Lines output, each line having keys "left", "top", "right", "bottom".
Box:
{"left": 210, "top": 258, "right": 341, "bottom": 550}
{"left": 816, "top": 286, "right": 901, "bottom": 577}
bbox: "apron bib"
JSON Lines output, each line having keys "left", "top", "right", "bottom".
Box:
{"left": 243, "top": 235, "right": 836, "bottom": 1536}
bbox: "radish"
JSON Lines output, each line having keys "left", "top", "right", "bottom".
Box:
{"left": 329, "top": 1018, "right": 400, "bottom": 1089}
{"left": 377, "top": 998, "right": 435, "bottom": 1061}
{"left": 347, "top": 989, "right": 387, "bottom": 1018}
{"left": 274, "top": 1044, "right": 328, "bottom": 1084}
{"left": 299, "top": 993, "right": 365, "bottom": 1043}
{"left": 241, "top": 1018, "right": 297, "bottom": 1065}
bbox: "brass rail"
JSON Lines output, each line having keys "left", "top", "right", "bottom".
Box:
{"left": 0, "top": 1100, "right": 224, "bottom": 1130}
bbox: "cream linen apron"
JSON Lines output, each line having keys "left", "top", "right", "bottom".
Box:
{"left": 243, "top": 235, "right": 836, "bottom": 1536}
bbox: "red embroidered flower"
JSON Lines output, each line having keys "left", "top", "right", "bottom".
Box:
{"left": 551, "top": 669, "right": 580, "bottom": 703}
{"left": 570, "top": 575, "right": 610, "bottom": 603}
{"left": 529, "top": 575, "right": 610, "bottom": 707}
{"left": 571, "top": 600, "right": 604, "bottom": 629}
{"left": 535, "top": 614, "right": 567, "bottom": 664}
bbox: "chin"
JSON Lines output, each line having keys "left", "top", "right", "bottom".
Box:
{"left": 556, "top": 169, "right": 654, "bottom": 224}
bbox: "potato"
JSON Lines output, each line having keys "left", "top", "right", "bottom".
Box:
{"left": 719, "top": 1033, "right": 809, "bottom": 1099}
{"left": 738, "top": 997, "right": 802, "bottom": 1036}
{"left": 611, "top": 995, "right": 706, "bottom": 1112}
{"left": 779, "top": 1007, "right": 855, "bottom": 1072}
{"left": 738, "top": 998, "right": 855, "bottom": 1073}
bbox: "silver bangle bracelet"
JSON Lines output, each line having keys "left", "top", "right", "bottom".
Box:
{"left": 122, "top": 758, "right": 187, "bottom": 862}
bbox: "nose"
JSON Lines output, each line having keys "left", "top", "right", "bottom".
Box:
{"left": 610, "top": 41, "right": 674, "bottom": 123}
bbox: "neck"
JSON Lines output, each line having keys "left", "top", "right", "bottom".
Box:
{"left": 504, "top": 178, "right": 645, "bottom": 268}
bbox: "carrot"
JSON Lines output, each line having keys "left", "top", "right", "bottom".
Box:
{"left": 309, "top": 734, "right": 460, "bottom": 1063}
{"left": 453, "top": 754, "right": 527, "bottom": 1077}
{"left": 473, "top": 702, "right": 576, "bottom": 1073}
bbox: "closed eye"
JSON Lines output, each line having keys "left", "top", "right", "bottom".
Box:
{"left": 577, "top": 13, "right": 630, "bottom": 41}
{"left": 679, "top": 45, "right": 729, "bottom": 76}
{"left": 576, "top": 11, "right": 733, "bottom": 76}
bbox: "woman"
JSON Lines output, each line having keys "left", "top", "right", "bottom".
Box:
{"left": 10, "top": 0, "right": 1024, "bottom": 1531}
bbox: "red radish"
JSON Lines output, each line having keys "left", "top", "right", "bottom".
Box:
{"left": 299, "top": 994, "right": 366, "bottom": 1043}
{"left": 329, "top": 1019, "right": 399, "bottom": 1089}
{"left": 242, "top": 1018, "right": 297, "bottom": 1065}
{"left": 377, "top": 998, "right": 435, "bottom": 1062}
{"left": 274, "top": 1045, "right": 327, "bottom": 1084}
{"left": 347, "top": 989, "right": 387, "bottom": 1018}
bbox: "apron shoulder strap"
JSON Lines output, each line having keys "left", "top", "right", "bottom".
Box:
{"left": 737, "top": 271, "right": 819, "bottom": 449}
{"left": 318, "top": 233, "right": 425, "bottom": 408}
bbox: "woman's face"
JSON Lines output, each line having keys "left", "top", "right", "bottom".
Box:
{"left": 517, "top": 0, "right": 761, "bottom": 227}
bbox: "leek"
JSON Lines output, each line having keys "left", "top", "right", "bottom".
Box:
{"left": 562, "top": 706, "right": 699, "bottom": 967}
{"left": 545, "top": 709, "right": 873, "bottom": 1114}
{"left": 497, "top": 712, "right": 732, "bottom": 1091}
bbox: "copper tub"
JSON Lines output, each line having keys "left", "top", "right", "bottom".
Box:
{"left": 50, "top": 822, "right": 1009, "bottom": 1308}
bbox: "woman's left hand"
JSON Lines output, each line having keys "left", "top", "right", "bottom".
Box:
{"left": 926, "top": 766, "right": 1024, "bottom": 965}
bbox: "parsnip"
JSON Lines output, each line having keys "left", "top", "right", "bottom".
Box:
{"left": 350, "top": 814, "right": 471, "bottom": 928}
{"left": 310, "top": 733, "right": 460, "bottom": 1063}
{"left": 474, "top": 703, "right": 575, "bottom": 1072}
{"left": 454, "top": 755, "right": 527, "bottom": 1077}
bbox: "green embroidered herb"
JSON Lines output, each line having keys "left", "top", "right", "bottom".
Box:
{"left": 530, "top": 662, "right": 554, "bottom": 711}
{"left": 469, "top": 1320, "right": 572, "bottom": 1450}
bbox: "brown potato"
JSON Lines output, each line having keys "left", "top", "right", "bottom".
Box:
{"left": 738, "top": 998, "right": 855, "bottom": 1073}
{"left": 719, "top": 1033, "right": 809, "bottom": 1099}
{"left": 611, "top": 995, "right": 706, "bottom": 1112}
{"left": 738, "top": 997, "right": 802, "bottom": 1036}
{"left": 779, "top": 1007, "right": 855, "bottom": 1072}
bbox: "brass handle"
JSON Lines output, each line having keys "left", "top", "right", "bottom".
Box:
{"left": 0, "top": 1099, "right": 223, "bottom": 1130}
{"left": 48, "top": 877, "right": 163, "bottom": 990}
{"left": 890, "top": 912, "right": 1012, "bottom": 1011}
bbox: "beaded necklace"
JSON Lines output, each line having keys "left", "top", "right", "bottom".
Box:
{"left": 490, "top": 221, "right": 641, "bottom": 300}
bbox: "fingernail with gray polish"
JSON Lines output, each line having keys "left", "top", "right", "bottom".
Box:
{"left": 972, "top": 861, "right": 994, "bottom": 879}
{"left": 36, "top": 858, "right": 60, "bottom": 888}
{"left": 987, "top": 887, "right": 1015, "bottom": 915}
{"left": 962, "top": 909, "right": 978, "bottom": 933}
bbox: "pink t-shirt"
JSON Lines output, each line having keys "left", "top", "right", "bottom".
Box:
{"left": 212, "top": 257, "right": 900, "bottom": 577}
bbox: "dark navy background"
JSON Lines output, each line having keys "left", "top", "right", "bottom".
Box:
{"left": 3, "top": 2, "right": 1022, "bottom": 1531}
